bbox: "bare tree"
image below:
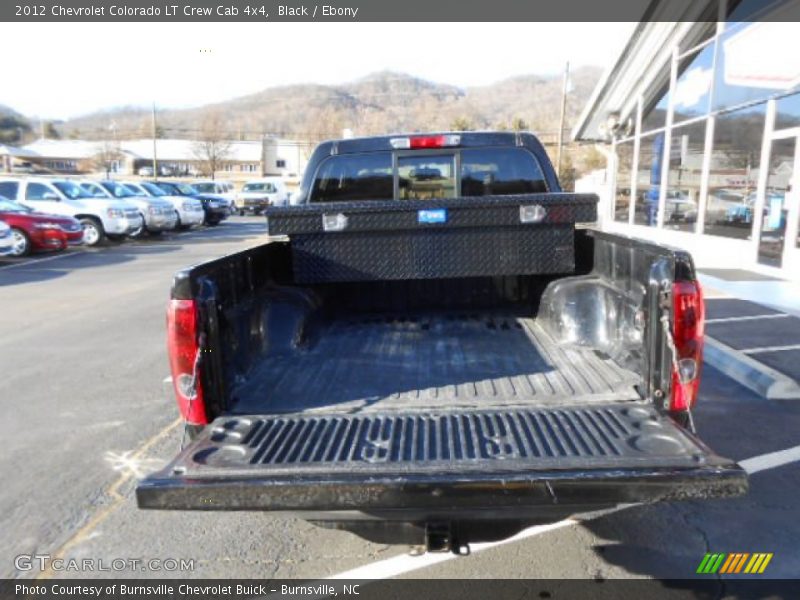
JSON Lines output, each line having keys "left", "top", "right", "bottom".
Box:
{"left": 192, "top": 111, "right": 232, "bottom": 180}
{"left": 92, "top": 140, "right": 122, "bottom": 178}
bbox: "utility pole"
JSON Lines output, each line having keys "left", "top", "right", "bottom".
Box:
{"left": 556, "top": 61, "right": 570, "bottom": 181}
{"left": 108, "top": 121, "right": 118, "bottom": 179}
{"left": 151, "top": 102, "right": 158, "bottom": 180}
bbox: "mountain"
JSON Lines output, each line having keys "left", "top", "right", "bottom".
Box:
{"left": 52, "top": 68, "right": 602, "bottom": 143}
{"left": 0, "top": 104, "right": 33, "bottom": 144}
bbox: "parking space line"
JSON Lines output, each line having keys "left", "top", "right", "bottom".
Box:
{"left": 740, "top": 444, "right": 800, "bottom": 474}
{"left": 36, "top": 417, "right": 183, "bottom": 580}
{"left": 0, "top": 251, "right": 79, "bottom": 271}
{"left": 742, "top": 344, "right": 800, "bottom": 354}
{"left": 706, "top": 314, "right": 790, "bottom": 324}
{"left": 326, "top": 443, "right": 800, "bottom": 580}
{"left": 327, "top": 518, "right": 581, "bottom": 580}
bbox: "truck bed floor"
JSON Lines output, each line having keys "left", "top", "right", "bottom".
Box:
{"left": 229, "top": 312, "right": 640, "bottom": 415}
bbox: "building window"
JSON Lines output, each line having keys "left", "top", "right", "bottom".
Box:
{"left": 758, "top": 136, "right": 795, "bottom": 266}
{"left": 775, "top": 92, "right": 800, "bottom": 131}
{"left": 276, "top": 159, "right": 286, "bottom": 168}
{"left": 634, "top": 132, "right": 665, "bottom": 227}
{"left": 641, "top": 66, "right": 671, "bottom": 133}
{"left": 673, "top": 42, "right": 715, "bottom": 123}
{"left": 703, "top": 102, "right": 766, "bottom": 239}
{"left": 614, "top": 140, "right": 634, "bottom": 222}
{"left": 664, "top": 120, "right": 706, "bottom": 232}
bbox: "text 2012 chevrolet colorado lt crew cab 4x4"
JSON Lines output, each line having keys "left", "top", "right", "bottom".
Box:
{"left": 137, "top": 132, "right": 747, "bottom": 553}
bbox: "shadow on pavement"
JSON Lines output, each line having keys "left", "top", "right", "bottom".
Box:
{"left": 0, "top": 219, "right": 266, "bottom": 286}
{"left": 0, "top": 243, "right": 180, "bottom": 286}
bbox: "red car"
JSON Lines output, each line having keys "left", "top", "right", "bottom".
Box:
{"left": 0, "top": 196, "right": 83, "bottom": 257}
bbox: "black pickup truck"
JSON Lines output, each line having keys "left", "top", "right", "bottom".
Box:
{"left": 137, "top": 132, "right": 747, "bottom": 553}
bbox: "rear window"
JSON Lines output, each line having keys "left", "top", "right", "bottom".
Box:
{"left": 310, "top": 153, "right": 393, "bottom": 203}
{"left": 398, "top": 155, "right": 456, "bottom": 200}
{"left": 309, "top": 147, "right": 546, "bottom": 202}
{"left": 461, "top": 147, "right": 547, "bottom": 196}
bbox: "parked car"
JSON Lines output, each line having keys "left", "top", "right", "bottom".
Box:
{"left": 665, "top": 194, "right": 698, "bottom": 223}
{"left": 0, "top": 177, "right": 142, "bottom": 246}
{"left": 0, "top": 220, "right": 13, "bottom": 256}
{"left": 122, "top": 181, "right": 205, "bottom": 230}
{"left": 237, "top": 177, "right": 289, "bottom": 214}
{"left": 137, "top": 165, "right": 172, "bottom": 177}
{"left": 192, "top": 180, "right": 237, "bottom": 211}
{"left": 80, "top": 180, "right": 178, "bottom": 238}
{"left": 137, "top": 132, "right": 747, "bottom": 553}
{"left": 148, "top": 181, "right": 229, "bottom": 226}
{"left": 0, "top": 195, "right": 82, "bottom": 257}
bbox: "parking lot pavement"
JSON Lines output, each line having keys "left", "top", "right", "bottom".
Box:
{"left": 2, "top": 218, "right": 800, "bottom": 580}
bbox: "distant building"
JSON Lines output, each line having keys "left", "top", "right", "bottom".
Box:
{"left": 574, "top": 0, "right": 800, "bottom": 282}
{"left": 13, "top": 137, "right": 314, "bottom": 181}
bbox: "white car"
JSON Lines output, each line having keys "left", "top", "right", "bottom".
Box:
{"left": 0, "top": 220, "right": 13, "bottom": 256}
{"left": 0, "top": 177, "right": 143, "bottom": 246}
{"left": 192, "top": 180, "right": 237, "bottom": 211}
{"left": 237, "top": 178, "right": 290, "bottom": 214}
{"left": 123, "top": 181, "right": 204, "bottom": 229}
{"left": 81, "top": 180, "right": 178, "bottom": 237}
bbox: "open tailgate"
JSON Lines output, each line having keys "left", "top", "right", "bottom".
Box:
{"left": 137, "top": 403, "right": 746, "bottom": 512}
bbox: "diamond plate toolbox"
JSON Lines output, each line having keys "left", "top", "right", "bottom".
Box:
{"left": 265, "top": 194, "right": 598, "bottom": 283}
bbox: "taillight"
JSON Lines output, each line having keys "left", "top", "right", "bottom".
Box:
{"left": 670, "top": 280, "right": 704, "bottom": 412}
{"left": 166, "top": 299, "right": 208, "bottom": 424}
{"left": 390, "top": 135, "right": 461, "bottom": 149}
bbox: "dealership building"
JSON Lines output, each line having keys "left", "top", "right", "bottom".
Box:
{"left": 574, "top": 0, "right": 800, "bottom": 282}
{"left": 5, "top": 137, "right": 313, "bottom": 181}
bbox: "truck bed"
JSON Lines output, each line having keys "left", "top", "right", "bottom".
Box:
{"left": 229, "top": 310, "right": 640, "bottom": 416}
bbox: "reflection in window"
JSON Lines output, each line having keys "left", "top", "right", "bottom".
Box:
{"left": 310, "top": 153, "right": 393, "bottom": 202}
{"left": 703, "top": 103, "right": 766, "bottom": 239}
{"left": 665, "top": 121, "right": 707, "bottom": 232}
{"left": 758, "top": 137, "right": 795, "bottom": 266}
{"left": 674, "top": 43, "right": 714, "bottom": 123}
{"left": 634, "top": 133, "right": 665, "bottom": 227}
{"left": 460, "top": 148, "right": 547, "bottom": 196}
{"left": 775, "top": 92, "right": 800, "bottom": 131}
{"left": 614, "top": 141, "right": 634, "bottom": 222}
{"left": 398, "top": 155, "right": 456, "bottom": 200}
{"left": 714, "top": 20, "right": 800, "bottom": 112}
{"left": 641, "top": 86, "right": 670, "bottom": 133}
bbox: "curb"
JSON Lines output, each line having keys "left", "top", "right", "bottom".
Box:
{"left": 704, "top": 337, "right": 800, "bottom": 400}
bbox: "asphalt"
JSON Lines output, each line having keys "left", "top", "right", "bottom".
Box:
{"left": 1, "top": 217, "right": 799, "bottom": 582}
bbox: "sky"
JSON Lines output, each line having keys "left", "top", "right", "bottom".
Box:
{"left": 0, "top": 22, "right": 635, "bottom": 120}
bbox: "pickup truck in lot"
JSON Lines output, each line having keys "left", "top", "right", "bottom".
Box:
{"left": 138, "top": 132, "right": 747, "bottom": 553}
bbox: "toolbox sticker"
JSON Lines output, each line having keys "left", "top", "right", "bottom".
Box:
{"left": 418, "top": 209, "right": 447, "bottom": 224}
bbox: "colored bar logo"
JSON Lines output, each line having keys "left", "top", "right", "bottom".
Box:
{"left": 696, "top": 553, "right": 773, "bottom": 574}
